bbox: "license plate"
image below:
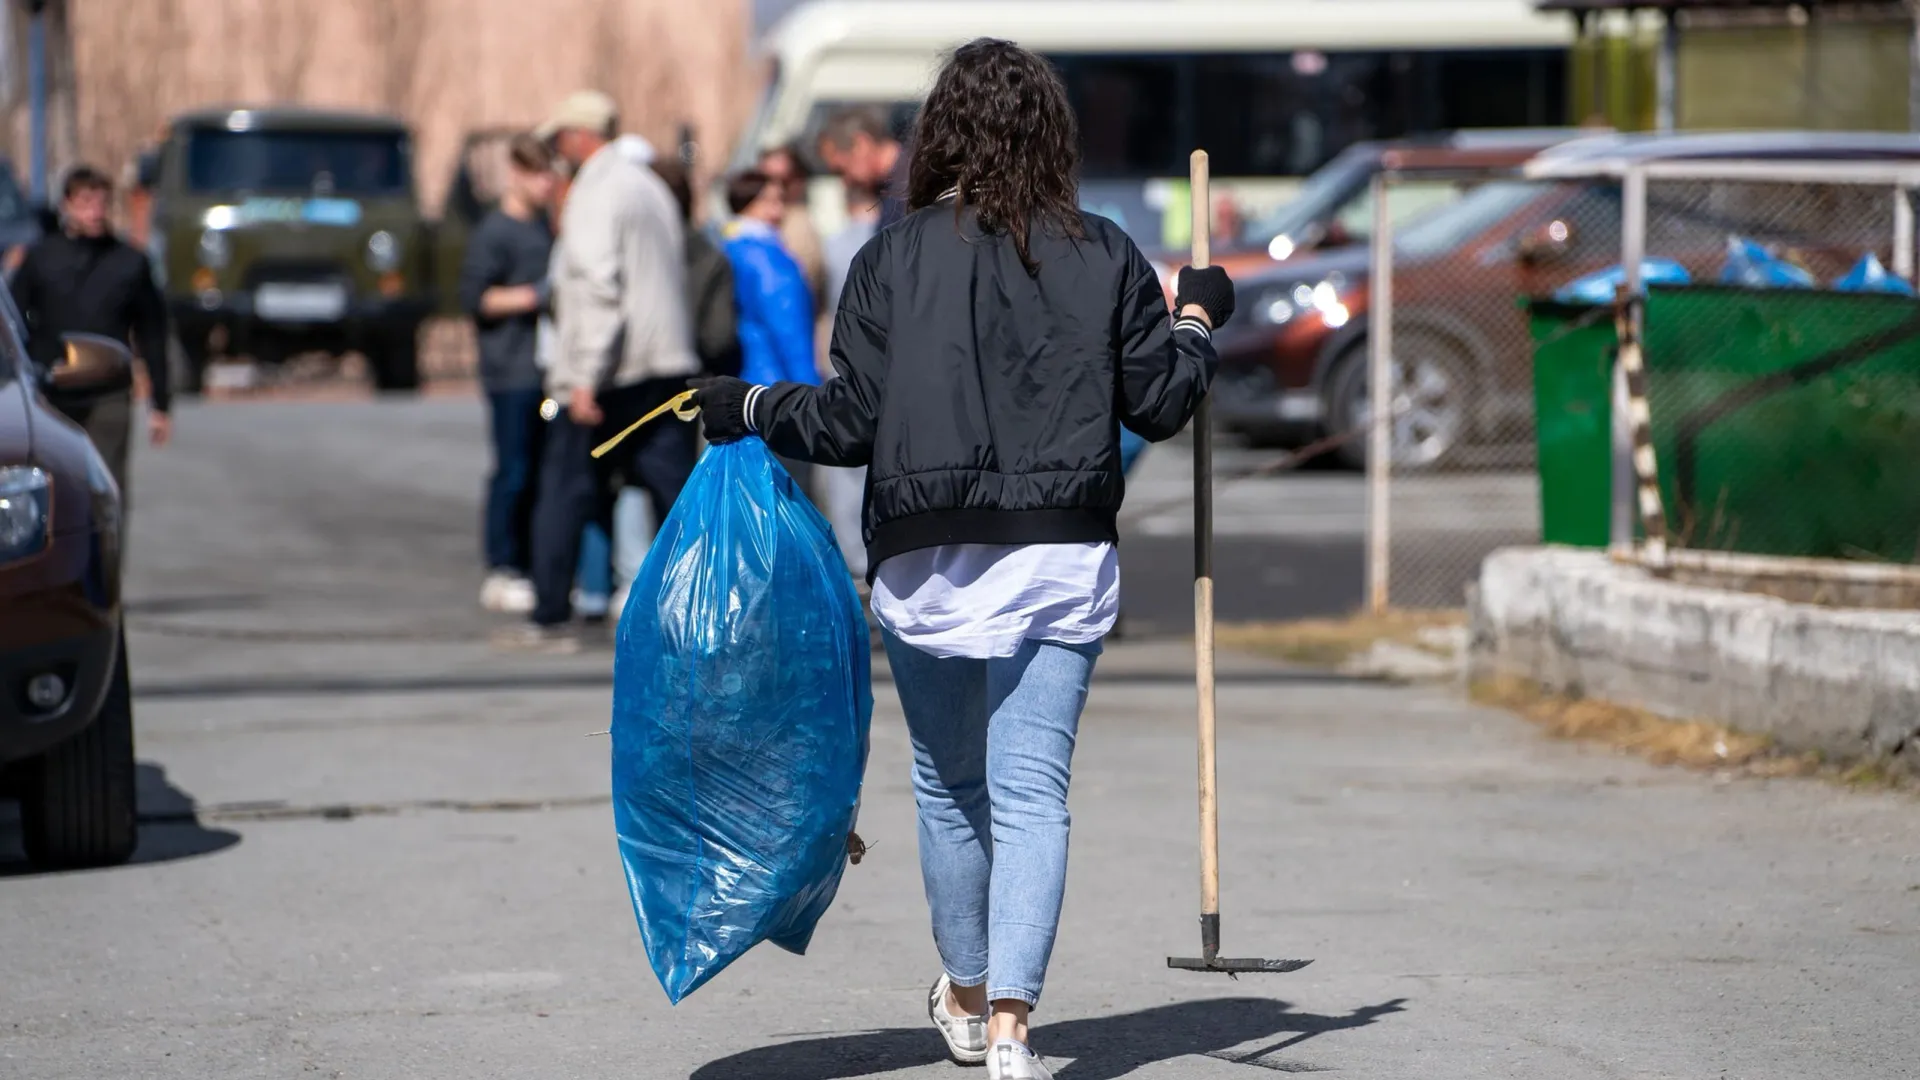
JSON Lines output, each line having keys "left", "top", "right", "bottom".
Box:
{"left": 255, "top": 283, "right": 347, "bottom": 323}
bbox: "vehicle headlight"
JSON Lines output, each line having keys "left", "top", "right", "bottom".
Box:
{"left": 197, "top": 228, "right": 230, "bottom": 269}
{"left": 1255, "top": 289, "right": 1296, "bottom": 326}
{"left": 0, "top": 465, "right": 51, "bottom": 562}
{"left": 1255, "top": 277, "right": 1352, "bottom": 329}
{"left": 365, "top": 230, "right": 401, "bottom": 273}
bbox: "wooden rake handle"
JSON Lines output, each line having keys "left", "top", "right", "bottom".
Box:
{"left": 1188, "top": 150, "right": 1221, "bottom": 955}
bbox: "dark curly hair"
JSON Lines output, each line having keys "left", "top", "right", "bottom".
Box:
{"left": 907, "top": 38, "right": 1085, "bottom": 274}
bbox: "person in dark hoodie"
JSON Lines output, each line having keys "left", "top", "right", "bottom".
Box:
{"left": 10, "top": 165, "right": 170, "bottom": 501}
{"left": 459, "top": 134, "right": 559, "bottom": 615}
{"left": 689, "top": 39, "right": 1234, "bottom": 1080}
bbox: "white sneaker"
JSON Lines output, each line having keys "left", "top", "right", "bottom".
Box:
{"left": 610, "top": 584, "right": 631, "bottom": 626}
{"left": 926, "top": 975, "right": 988, "bottom": 1065}
{"left": 986, "top": 1040, "right": 1053, "bottom": 1080}
{"left": 480, "top": 571, "right": 512, "bottom": 611}
{"left": 497, "top": 575, "right": 536, "bottom": 615}
{"left": 481, "top": 571, "right": 536, "bottom": 614}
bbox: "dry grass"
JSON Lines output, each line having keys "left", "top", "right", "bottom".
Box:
{"left": 1471, "top": 676, "right": 1911, "bottom": 791}
{"left": 1218, "top": 609, "right": 1465, "bottom": 667}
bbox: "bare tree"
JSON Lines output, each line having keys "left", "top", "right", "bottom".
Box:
{"left": 261, "top": 1, "right": 319, "bottom": 103}
{"left": 367, "top": 0, "right": 431, "bottom": 114}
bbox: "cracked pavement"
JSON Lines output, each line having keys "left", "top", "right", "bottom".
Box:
{"left": 3, "top": 398, "right": 1917, "bottom": 1079}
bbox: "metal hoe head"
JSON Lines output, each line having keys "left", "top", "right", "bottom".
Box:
{"left": 1167, "top": 956, "right": 1314, "bottom": 976}
{"left": 1167, "top": 915, "right": 1313, "bottom": 977}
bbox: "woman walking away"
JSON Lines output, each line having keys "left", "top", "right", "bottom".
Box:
{"left": 689, "top": 38, "right": 1235, "bottom": 1080}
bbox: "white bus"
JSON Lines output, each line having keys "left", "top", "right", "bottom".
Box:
{"left": 735, "top": 0, "right": 1575, "bottom": 241}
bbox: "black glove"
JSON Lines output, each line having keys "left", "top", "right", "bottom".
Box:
{"left": 687, "top": 376, "right": 757, "bottom": 443}
{"left": 1174, "top": 265, "right": 1235, "bottom": 329}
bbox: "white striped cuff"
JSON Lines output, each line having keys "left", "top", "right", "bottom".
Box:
{"left": 742, "top": 384, "right": 768, "bottom": 433}
{"left": 1173, "top": 316, "right": 1212, "bottom": 340}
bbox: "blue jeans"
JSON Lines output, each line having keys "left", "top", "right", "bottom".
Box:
{"left": 484, "top": 388, "right": 547, "bottom": 572}
{"left": 882, "top": 630, "right": 1102, "bottom": 1008}
{"left": 575, "top": 490, "right": 654, "bottom": 601}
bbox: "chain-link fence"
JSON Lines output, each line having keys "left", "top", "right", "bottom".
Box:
{"left": 1363, "top": 158, "right": 1920, "bottom": 611}
{"left": 1363, "top": 168, "right": 1626, "bottom": 609}
{"left": 1630, "top": 167, "right": 1920, "bottom": 565}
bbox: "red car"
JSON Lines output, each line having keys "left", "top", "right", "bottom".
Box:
{"left": 1213, "top": 130, "right": 1920, "bottom": 468}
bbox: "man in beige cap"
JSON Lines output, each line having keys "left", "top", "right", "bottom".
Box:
{"left": 508, "top": 90, "right": 699, "bottom": 649}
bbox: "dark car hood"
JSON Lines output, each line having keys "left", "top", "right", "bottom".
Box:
{"left": 1232, "top": 246, "right": 1372, "bottom": 294}
{"left": 0, "top": 374, "right": 32, "bottom": 463}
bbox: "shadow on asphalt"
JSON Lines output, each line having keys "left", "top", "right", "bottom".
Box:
{"left": 0, "top": 763, "right": 241, "bottom": 878}
{"left": 691, "top": 996, "right": 1409, "bottom": 1079}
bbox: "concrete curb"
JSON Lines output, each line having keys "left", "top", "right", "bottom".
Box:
{"left": 1468, "top": 547, "right": 1920, "bottom": 768}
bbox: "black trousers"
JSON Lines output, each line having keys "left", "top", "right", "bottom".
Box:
{"left": 530, "top": 378, "right": 697, "bottom": 626}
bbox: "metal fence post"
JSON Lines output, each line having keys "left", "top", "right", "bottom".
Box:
{"left": 1610, "top": 166, "right": 1648, "bottom": 553}
{"left": 1365, "top": 170, "right": 1393, "bottom": 614}
{"left": 1895, "top": 184, "right": 1915, "bottom": 283}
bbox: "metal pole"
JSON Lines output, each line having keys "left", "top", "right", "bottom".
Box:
{"left": 1896, "top": 185, "right": 1915, "bottom": 282}
{"left": 28, "top": 5, "right": 47, "bottom": 203}
{"left": 1656, "top": 11, "right": 1679, "bottom": 132}
{"left": 1612, "top": 166, "right": 1647, "bottom": 552}
{"left": 1365, "top": 170, "right": 1393, "bottom": 614}
{"left": 1910, "top": 0, "right": 1920, "bottom": 132}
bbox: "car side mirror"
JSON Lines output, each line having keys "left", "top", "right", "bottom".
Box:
{"left": 47, "top": 333, "right": 134, "bottom": 400}
{"left": 1517, "top": 219, "right": 1574, "bottom": 264}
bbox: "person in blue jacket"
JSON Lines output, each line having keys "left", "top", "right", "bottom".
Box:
{"left": 723, "top": 169, "right": 819, "bottom": 389}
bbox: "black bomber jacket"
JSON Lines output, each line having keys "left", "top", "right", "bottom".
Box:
{"left": 753, "top": 200, "right": 1216, "bottom": 576}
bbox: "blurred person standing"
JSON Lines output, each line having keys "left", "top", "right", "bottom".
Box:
{"left": 574, "top": 126, "right": 671, "bottom": 623}
{"left": 459, "top": 134, "right": 558, "bottom": 615}
{"left": 502, "top": 90, "right": 699, "bottom": 651}
{"left": 10, "top": 165, "right": 170, "bottom": 501}
{"left": 723, "top": 170, "right": 816, "bottom": 389}
{"left": 815, "top": 106, "right": 903, "bottom": 228}
{"left": 724, "top": 168, "right": 820, "bottom": 494}
{"left": 756, "top": 143, "right": 826, "bottom": 318}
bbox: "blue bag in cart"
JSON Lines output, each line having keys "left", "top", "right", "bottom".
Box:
{"left": 611, "top": 437, "right": 871, "bottom": 1004}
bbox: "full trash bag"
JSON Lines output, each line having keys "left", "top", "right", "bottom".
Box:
{"left": 1552, "top": 258, "right": 1691, "bottom": 304}
{"left": 1721, "top": 236, "right": 1814, "bottom": 289}
{"left": 611, "top": 436, "right": 871, "bottom": 1004}
{"left": 1833, "top": 252, "right": 1918, "bottom": 296}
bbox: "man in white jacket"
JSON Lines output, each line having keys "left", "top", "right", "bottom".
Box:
{"left": 508, "top": 90, "right": 700, "bottom": 649}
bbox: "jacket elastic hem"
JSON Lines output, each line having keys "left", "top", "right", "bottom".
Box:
{"left": 865, "top": 508, "right": 1118, "bottom": 582}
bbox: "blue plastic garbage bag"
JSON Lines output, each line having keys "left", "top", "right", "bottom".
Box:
{"left": 1834, "top": 252, "right": 1917, "bottom": 296}
{"left": 1551, "top": 258, "right": 1691, "bottom": 304}
{"left": 1721, "top": 236, "right": 1814, "bottom": 289}
{"left": 611, "top": 437, "right": 872, "bottom": 1004}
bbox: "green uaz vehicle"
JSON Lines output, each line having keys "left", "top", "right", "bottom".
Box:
{"left": 148, "top": 107, "right": 434, "bottom": 391}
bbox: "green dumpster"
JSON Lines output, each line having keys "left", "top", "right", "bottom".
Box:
{"left": 1640, "top": 285, "right": 1920, "bottom": 563}
{"left": 1527, "top": 300, "right": 1616, "bottom": 549}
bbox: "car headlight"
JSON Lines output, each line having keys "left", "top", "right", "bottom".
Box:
{"left": 0, "top": 465, "right": 51, "bottom": 562}
{"left": 365, "top": 230, "right": 401, "bottom": 273}
{"left": 197, "top": 228, "right": 230, "bottom": 269}
{"left": 1253, "top": 276, "right": 1352, "bottom": 329}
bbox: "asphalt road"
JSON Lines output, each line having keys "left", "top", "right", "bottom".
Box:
{"left": 3, "top": 397, "right": 1915, "bottom": 1079}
